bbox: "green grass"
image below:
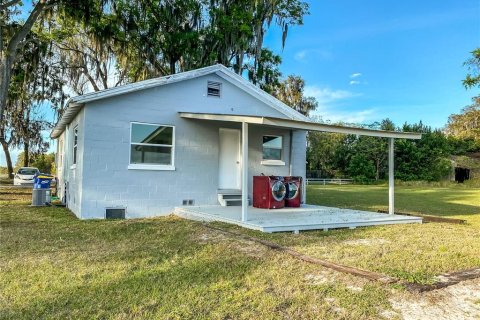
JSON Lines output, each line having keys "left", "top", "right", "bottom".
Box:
{"left": 0, "top": 175, "right": 13, "bottom": 185}
{"left": 306, "top": 183, "right": 480, "bottom": 219}
{"left": 254, "top": 184, "right": 480, "bottom": 284}
{"left": 1, "top": 184, "right": 479, "bottom": 319}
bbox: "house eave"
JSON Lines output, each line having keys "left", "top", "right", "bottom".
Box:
{"left": 179, "top": 112, "right": 423, "bottom": 139}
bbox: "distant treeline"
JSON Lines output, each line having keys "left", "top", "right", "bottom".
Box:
{"left": 307, "top": 119, "right": 479, "bottom": 183}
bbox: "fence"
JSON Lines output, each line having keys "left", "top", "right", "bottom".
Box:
{"left": 306, "top": 178, "right": 353, "bottom": 185}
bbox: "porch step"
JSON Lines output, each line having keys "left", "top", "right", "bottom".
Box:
{"left": 217, "top": 190, "right": 250, "bottom": 206}
{"left": 217, "top": 189, "right": 241, "bottom": 195}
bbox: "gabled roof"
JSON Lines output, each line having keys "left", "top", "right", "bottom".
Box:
{"left": 50, "top": 64, "right": 308, "bottom": 138}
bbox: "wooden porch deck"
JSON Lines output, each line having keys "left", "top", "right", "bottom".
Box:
{"left": 174, "top": 205, "right": 422, "bottom": 233}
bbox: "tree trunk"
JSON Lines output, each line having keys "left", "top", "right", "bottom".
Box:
{"left": 169, "top": 59, "right": 176, "bottom": 75}
{"left": 0, "top": 56, "right": 12, "bottom": 124}
{"left": 23, "top": 141, "right": 29, "bottom": 167}
{"left": 0, "top": 0, "right": 47, "bottom": 123}
{"left": 0, "top": 134, "right": 13, "bottom": 178}
{"left": 375, "top": 159, "right": 380, "bottom": 181}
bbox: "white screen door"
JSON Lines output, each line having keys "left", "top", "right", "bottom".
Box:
{"left": 218, "top": 128, "right": 241, "bottom": 189}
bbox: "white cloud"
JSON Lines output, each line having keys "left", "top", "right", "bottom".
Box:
{"left": 294, "top": 50, "right": 307, "bottom": 61}
{"left": 350, "top": 73, "right": 362, "bottom": 78}
{"left": 349, "top": 80, "right": 360, "bottom": 85}
{"left": 312, "top": 108, "right": 377, "bottom": 124}
{"left": 304, "top": 85, "right": 358, "bottom": 104}
{"left": 304, "top": 85, "right": 375, "bottom": 124}
{"left": 331, "top": 109, "right": 376, "bottom": 123}
{"left": 294, "top": 49, "right": 332, "bottom": 62}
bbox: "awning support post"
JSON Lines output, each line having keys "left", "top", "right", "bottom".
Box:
{"left": 388, "top": 138, "right": 394, "bottom": 214}
{"left": 241, "top": 122, "right": 249, "bottom": 222}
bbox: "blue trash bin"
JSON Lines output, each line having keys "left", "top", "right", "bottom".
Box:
{"left": 34, "top": 175, "right": 53, "bottom": 189}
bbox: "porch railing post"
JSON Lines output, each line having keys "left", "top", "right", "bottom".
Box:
{"left": 241, "top": 122, "right": 249, "bottom": 221}
{"left": 388, "top": 138, "right": 394, "bottom": 214}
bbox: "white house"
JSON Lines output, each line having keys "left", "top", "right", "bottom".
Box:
{"left": 51, "top": 64, "right": 422, "bottom": 228}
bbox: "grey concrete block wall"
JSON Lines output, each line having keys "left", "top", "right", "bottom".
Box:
{"left": 246, "top": 124, "right": 291, "bottom": 194}
{"left": 61, "top": 73, "right": 307, "bottom": 219}
{"left": 59, "top": 108, "right": 86, "bottom": 218}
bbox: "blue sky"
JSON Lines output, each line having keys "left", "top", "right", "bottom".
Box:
{"left": 264, "top": 0, "right": 480, "bottom": 126}
{"left": 1, "top": 0, "right": 479, "bottom": 166}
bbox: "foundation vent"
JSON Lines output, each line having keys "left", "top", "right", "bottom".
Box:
{"left": 106, "top": 207, "right": 126, "bottom": 219}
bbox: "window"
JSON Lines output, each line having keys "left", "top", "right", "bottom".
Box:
{"left": 262, "top": 135, "right": 283, "bottom": 160}
{"left": 129, "top": 122, "right": 175, "bottom": 170}
{"left": 73, "top": 125, "right": 78, "bottom": 165}
{"left": 207, "top": 81, "right": 221, "bottom": 97}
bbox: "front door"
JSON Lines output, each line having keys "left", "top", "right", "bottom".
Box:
{"left": 218, "top": 128, "right": 241, "bottom": 189}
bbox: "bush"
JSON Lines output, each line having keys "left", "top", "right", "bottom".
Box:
{"left": 32, "top": 153, "right": 56, "bottom": 174}
{"left": 347, "top": 154, "right": 376, "bottom": 184}
{"left": 14, "top": 152, "right": 56, "bottom": 174}
{"left": 430, "top": 157, "right": 453, "bottom": 181}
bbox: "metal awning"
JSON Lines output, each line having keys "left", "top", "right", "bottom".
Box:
{"left": 179, "top": 112, "right": 422, "bottom": 139}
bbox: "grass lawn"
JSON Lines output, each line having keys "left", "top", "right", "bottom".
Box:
{"left": 306, "top": 183, "right": 480, "bottom": 218}
{"left": 0, "top": 175, "right": 13, "bottom": 185}
{"left": 1, "top": 182, "right": 479, "bottom": 319}
{"left": 255, "top": 184, "right": 480, "bottom": 284}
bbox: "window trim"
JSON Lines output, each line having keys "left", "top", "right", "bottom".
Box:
{"left": 261, "top": 159, "right": 286, "bottom": 166}
{"left": 262, "top": 135, "right": 284, "bottom": 163}
{"left": 72, "top": 125, "right": 78, "bottom": 166}
{"left": 128, "top": 121, "right": 175, "bottom": 170}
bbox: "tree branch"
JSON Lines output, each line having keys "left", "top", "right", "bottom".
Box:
{"left": 82, "top": 65, "right": 100, "bottom": 92}
{"left": 6, "top": 0, "right": 49, "bottom": 55}
{"left": 0, "top": 0, "right": 21, "bottom": 10}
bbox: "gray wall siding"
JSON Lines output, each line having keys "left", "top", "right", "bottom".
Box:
{"left": 69, "top": 74, "right": 306, "bottom": 219}
{"left": 55, "top": 132, "right": 65, "bottom": 202}
{"left": 246, "top": 125, "right": 291, "bottom": 193}
{"left": 62, "top": 108, "right": 86, "bottom": 218}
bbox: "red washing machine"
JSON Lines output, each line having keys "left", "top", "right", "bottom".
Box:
{"left": 284, "top": 176, "right": 302, "bottom": 207}
{"left": 253, "top": 176, "right": 286, "bottom": 209}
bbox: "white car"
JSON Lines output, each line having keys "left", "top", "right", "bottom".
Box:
{"left": 14, "top": 167, "right": 40, "bottom": 186}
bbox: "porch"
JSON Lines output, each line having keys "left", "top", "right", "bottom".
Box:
{"left": 178, "top": 112, "right": 422, "bottom": 232}
{"left": 174, "top": 205, "right": 422, "bottom": 233}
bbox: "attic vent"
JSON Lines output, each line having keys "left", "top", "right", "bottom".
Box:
{"left": 106, "top": 207, "right": 126, "bottom": 219}
{"left": 207, "top": 81, "right": 221, "bottom": 97}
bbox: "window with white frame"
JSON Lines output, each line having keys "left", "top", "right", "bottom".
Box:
{"left": 73, "top": 126, "right": 78, "bottom": 164}
{"left": 130, "top": 122, "right": 174, "bottom": 166}
{"left": 262, "top": 135, "right": 283, "bottom": 160}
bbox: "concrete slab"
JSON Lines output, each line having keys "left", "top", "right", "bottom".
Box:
{"left": 175, "top": 204, "right": 422, "bottom": 233}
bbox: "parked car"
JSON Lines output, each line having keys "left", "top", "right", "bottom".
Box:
{"left": 13, "top": 167, "right": 40, "bottom": 186}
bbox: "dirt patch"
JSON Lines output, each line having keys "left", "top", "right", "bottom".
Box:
{"left": 391, "top": 277, "right": 480, "bottom": 320}
{"left": 345, "top": 284, "right": 363, "bottom": 292}
{"left": 343, "top": 238, "right": 390, "bottom": 246}
{"left": 196, "top": 230, "right": 268, "bottom": 258}
{"left": 304, "top": 270, "right": 337, "bottom": 285}
{"left": 196, "top": 232, "right": 228, "bottom": 242}
{"left": 325, "top": 297, "right": 345, "bottom": 314}
{"left": 304, "top": 270, "right": 366, "bottom": 293}
{"left": 236, "top": 242, "right": 268, "bottom": 258}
